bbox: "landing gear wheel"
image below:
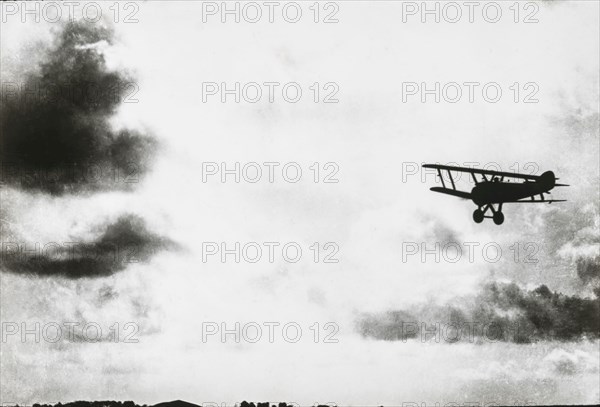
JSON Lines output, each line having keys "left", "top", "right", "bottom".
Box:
{"left": 493, "top": 212, "right": 505, "bottom": 225}
{"left": 473, "top": 209, "right": 484, "bottom": 223}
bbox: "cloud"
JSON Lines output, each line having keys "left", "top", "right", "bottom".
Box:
{"left": 0, "top": 21, "right": 172, "bottom": 279}
{"left": 0, "top": 21, "right": 156, "bottom": 195}
{"left": 544, "top": 348, "right": 598, "bottom": 375}
{"left": 1, "top": 214, "right": 176, "bottom": 278}
{"left": 356, "top": 282, "right": 600, "bottom": 343}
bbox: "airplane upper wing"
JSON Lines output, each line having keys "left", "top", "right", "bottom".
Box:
{"left": 422, "top": 164, "right": 540, "bottom": 181}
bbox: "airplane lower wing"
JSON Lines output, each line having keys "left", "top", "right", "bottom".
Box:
{"left": 504, "top": 199, "right": 567, "bottom": 203}
{"left": 430, "top": 187, "right": 471, "bottom": 200}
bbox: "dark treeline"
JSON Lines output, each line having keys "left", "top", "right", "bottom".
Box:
{"left": 17, "top": 402, "right": 335, "bottom": 407}
{"left": 30, "top": 403, "right": 143, "bottom": 407}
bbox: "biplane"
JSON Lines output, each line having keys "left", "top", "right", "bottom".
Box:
{"left": 423, "top": 164, "right": 568, "bottom": 225}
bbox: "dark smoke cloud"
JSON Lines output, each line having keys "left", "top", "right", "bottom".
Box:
{"left": 576, "top": 256, "right": 600, "bottom": 284}
{"left": 0, "top": 21, "right": 156, "bottom": 195}
{"left": 1, "top": 214, "right": 176, "bottom": 278}
{"left": 577, "top": 256, "right": 600, "bottom": 298}
{"left": 356, "top": 282, "right": 599, "bottom": 343}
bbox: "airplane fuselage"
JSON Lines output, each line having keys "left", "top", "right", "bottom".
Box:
{"left": 470, "top": 170, "right": 556, "bottom": 206}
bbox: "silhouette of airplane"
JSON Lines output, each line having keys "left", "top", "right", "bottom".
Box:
{"left": 423, "top": 164, "right": 568, "bottom": 225}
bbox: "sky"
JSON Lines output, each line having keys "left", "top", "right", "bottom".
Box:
{"left": 1, "top": 1, "right": 599, "bottom": 405}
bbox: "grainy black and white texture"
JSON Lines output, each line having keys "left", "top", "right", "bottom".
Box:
{"left": 1, "top": 2, "right": 599, "bottom": 406}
